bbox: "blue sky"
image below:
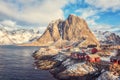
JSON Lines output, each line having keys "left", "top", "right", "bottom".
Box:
{"left": 0, "top": 0, "right": 120, "bottom": 35}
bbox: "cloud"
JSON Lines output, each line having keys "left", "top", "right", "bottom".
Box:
{"left": 75, "top": 8, "right": 100, "bottom": 27}
{"left": 0, "top": 20, "right": 16, "bottom": 27}
{"left": 87, "top": 18, "right": 120, "bottom": 35}
{"left": 0, "top": 20, "right": 21, "bottom": 31}
{"left": 75, "top": 7, "right": 120, "bottom": 35}
{"left": 0, "top": 0, "right": 72, "bottom": 25}
{"left": 0, "top": 0, "right": 119, "bottom": 36}
{"left": 85, "top": 0, "right": 120, "bottom": 11}
{"left": 0, "top": 19, "right": 46, "bottom": 33}
{"left": 76, "top": 8, "right": 99, "bottom": 19}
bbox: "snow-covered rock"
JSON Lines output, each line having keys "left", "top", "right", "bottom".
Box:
{"left": 97, "top": 71, "right": 120, "bottom": 80}
{"left": 65, "top": 63, "right": 96, "bottom": 75}
{"left": 53, "top": 53, "right": 68, "bottom": 61}
{"left": 33, "top": 47, "right": 59, "bottom": 59}
{"left": 62, "top": 58, "right": 77, "bottom": 67}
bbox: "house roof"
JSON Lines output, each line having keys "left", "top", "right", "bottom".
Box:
{"left": 88, "top": 54, "right": 100, "bottom": 58}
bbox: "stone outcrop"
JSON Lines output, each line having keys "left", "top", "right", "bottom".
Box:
{"left": 27, "top": 15, "right": 100, "bottom": 47}
{"left": 32, "top": 46, "right": 59, "bottom": 59}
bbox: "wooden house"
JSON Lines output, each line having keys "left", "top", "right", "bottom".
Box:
{"left": 70, "top": 52, "right": 88, "bottom": 60}
{"left": 87, "top": 54, "right": 100, "bottom": 63}
{"left": 91, "top": 48, "right": 98, "bottom": 54}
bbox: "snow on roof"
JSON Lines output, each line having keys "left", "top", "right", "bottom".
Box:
{"left": 88, "top": 54, "right": 100, "bottom": 58}
{"left": 101, "top": 57, "right": 110, "bottom": 62}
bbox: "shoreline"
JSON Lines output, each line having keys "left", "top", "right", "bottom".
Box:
{"left": 32, "top": 47, "right": 120, "bottom": 80}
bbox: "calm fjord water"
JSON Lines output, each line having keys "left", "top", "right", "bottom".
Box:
{"left": 0, "top": 45, "right": 56, "bottom": 80}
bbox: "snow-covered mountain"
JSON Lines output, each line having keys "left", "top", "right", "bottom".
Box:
{"left": 93, "top": 30, "right": 120, "bottom": 45}
{"left": 0, "top": 25, "right": 41, "bottom": 45}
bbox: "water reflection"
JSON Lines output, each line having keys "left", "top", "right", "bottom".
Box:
{"left": 0, "top": 45, "right": 56, "bottom": 80}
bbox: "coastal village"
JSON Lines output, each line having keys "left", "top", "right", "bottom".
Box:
{"left": 32, "top": 15, "right": 120, "bottom": 80}
{"left": 33, "top": 41, "right": 120, "bottom": 80}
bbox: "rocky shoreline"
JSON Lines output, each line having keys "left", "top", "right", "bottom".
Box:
{"left": 32, "top": 47, "right": 120, "bottom": 80}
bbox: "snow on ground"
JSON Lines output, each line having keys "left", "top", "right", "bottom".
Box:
{"left": 65, "top": 63, "right": 96, "bottom": 74}
{"left": 62, "top": 58, "right": 76, "bottom": 67}
{"left": 101, "top": 50, "right": 118, "bottom": 61}
{"left": 101, "top": 57, "right": 111, "bottom": 62}
{"left": 111, "top": 50, "right": 118, "bottom": 56}
{"left": 97, "top": 71, "right": 120, "bottom": 80}
{"left": 53, "top": 53, "right": 68, "bottom": 62}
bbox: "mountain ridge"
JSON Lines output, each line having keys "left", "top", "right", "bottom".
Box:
{"left": 0, "top": 27, "right": 41, "bottom": 45}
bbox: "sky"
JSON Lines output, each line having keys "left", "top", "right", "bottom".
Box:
{"left": 0, "top": 0, "right": 120, "bottom": 35}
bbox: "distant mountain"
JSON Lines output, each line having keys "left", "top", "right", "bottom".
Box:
{"left": 93, "top": 30, "right": 120, "bottom": 45}
{"left": 25, "top": 14, "right": 100, "bottom": 47}
{"left": 0, "top": 25, "right": 41, "bottom": 45}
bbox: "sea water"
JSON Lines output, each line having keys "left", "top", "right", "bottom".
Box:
{"left": 0, "top": 45, "right": 56, "bottom": 80}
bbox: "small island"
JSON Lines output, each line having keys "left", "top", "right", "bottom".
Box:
{"left": 32, "top": 15, "right": 120, "bottom": 80}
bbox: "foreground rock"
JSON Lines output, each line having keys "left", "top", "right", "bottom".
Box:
{"left": 33, "top": 46, "right": 60, "bottom": 70}
{"left": 34, "top": 60, "right": 57, "bottom": 70}
{"left": 33, "top": 50, "right": 102, "bottom": 80}
{"left": 54, "top": 62, "right": 97, "bottom": 80}
{"left": 33, "top": 47, "right": 120, "bottom": 80}
{"left": 33, "top": 46, "right": 59, "bottom": 59}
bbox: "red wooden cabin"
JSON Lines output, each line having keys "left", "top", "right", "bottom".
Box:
{"left": 70, "top": 52, "right": 101, "bottom": 63}
{"left": 110, "top": 56, "right": 120, "bottom": 65}
{"left": 91, "top": 48, "right": 98, "bottom": 54}
{"left": 71, "top": 52, "right": 78, "bottom": 59}
{"left": 70, "top": 52, "right": 88, "bottom": 60}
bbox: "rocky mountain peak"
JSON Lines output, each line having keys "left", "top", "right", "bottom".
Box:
{"left": 27, "top": 15, "right": 100, "bottom": 47}
{"left": 67, "top": 14, "right": 78, "bottom": 24}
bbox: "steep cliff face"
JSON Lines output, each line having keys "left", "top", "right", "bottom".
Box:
{"left": 37, "top": 20, "right": 61, "bottom": 44}
{"left": 29, "top": 15, "right": 100, "bottom": 47}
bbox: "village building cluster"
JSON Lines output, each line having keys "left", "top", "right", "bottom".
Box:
{"left": 62, "top": 44, "right": 120, "bottom": 65}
